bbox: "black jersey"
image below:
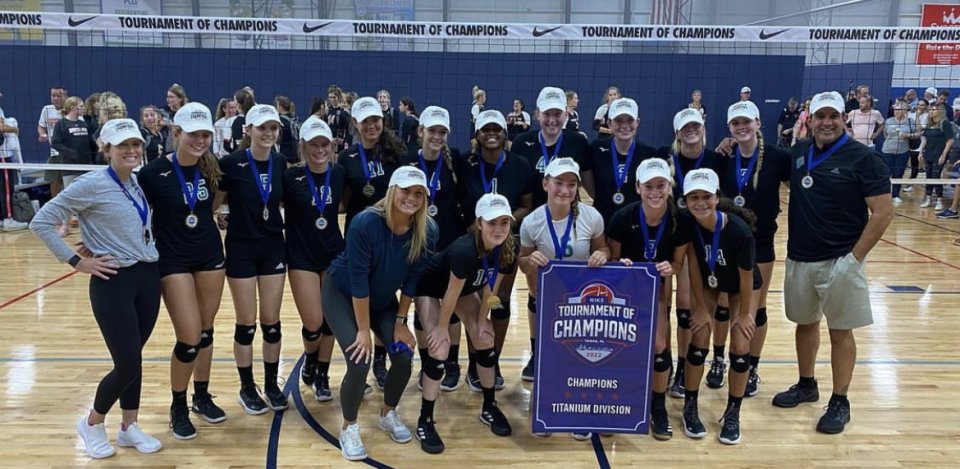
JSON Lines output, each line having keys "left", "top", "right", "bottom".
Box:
{"left": 565, "top": 110, "right": 581, "bottom": 132}
{"left": 337, "top": 143, "right": 402, "bottom": 232}
{"left": 456, "top": 150, "right": 532, "bottom": 232}
{"left": 139, "top": 155, "right": 222, "bottom": 264}
{"left": 400, "top": 114, "right": 419, "bottom": 148}
{"left": 679, "top": 212, "right": 757, "bottom": 294}
{"left": 326, "top": 108, "right": 352, "bottom": 150}
{"left": 140, "top": 126, "right": 169, "bottom": 164}
{"left": 282, "top": 164, "right": 346, "bottom": 271}
{"left": 717, "top": 143, "right": 791, "bottom": 242}
{"left": 219, "top": 148, "right": 286, "bottom": 241}
{"left": 606, "top": 202, "right": 685, "bottom": 263}
{"left": 656, "top": 146, "right": 726, "bottom": 206}
{"left": 511, "top": 129, "right": 592, "bottom": 208}
{"left": 229, "top": 115, "right": 246, "bottom": 151}
{"left": 415, "top": 233, "right": 515, "bottom": 299}
{"left": 399, "top": 148, "right": 462, "bottom": 251}
{"left": 590, "top": 138, "right": 659, "bottom": 224}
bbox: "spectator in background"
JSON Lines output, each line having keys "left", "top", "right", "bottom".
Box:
{"left": 506, "top": 98, "right": 531, "bottom": 144}
{"left": 936, "top": 89, "right": 954, "bottom": 122}
{"left": 471, "top": 86, "right": 486, "bottom": 138}
{"left": 777, "top": 97, "right": 801, "bottom": 147}
{"left": 0, "top": 95, "right": 28, "bottom": 231}
{"left": 160, "top": 83, "right": 188, "bottom": 127}
{"left": 38, "top": 85, "right": 67, "bottom": 199}
{"left": 918, "top": 103, "right": 953, "bottom": 211}
{"left": 593, "top": 86, "right": 621, "bottom": 139}
{"left": 845, "top": 85, "right": 870, "bottom": 115}
{"left": 564, "top": 90, "right": 581, "bottom": 133}
{"left": 739, "top": 86, "right": 751, "bottom": 102}
{"left": 309, "top": 96, "right": 328, "bottom": 119}
{"left": 228, "top": 87, "right": 256, "bottom": 153}
{"left": 954, "top": 98, "right": 960, "bottom": 121}
{"left": 213, "top": 98, "right": 238, "bottom": 158}
{"left": 398, "top": 97, "right": 419, "bottom": 149}
{"left": 689, "top": 88, "right": 707, "bottom": 121}
{"left": 377, "top": 90, "right": 400, "bottom": 136}
{"left": 139, "top": 105, "right": 168, "bottom": 164}
{"left": 94, "top": 94, "right": 129, "bottom": 167}
{"left": 84, "top": 93, "right": 101, "bottom": 137}
{"left": 51, "top": 96, "right": 97, "bottom": 188}
{"left": 275, "top": 95, "right": 301, "bottom": 165}
{"left": 326, "top": 85, "right": 351, "bottom": 152}
{"left": 905, "top": 89, "right": 918, "bottom": 111}
{"left": 880, "top": 102, "right": 919, "bottom": 205}
{"left": 905, "top": 98, "right": 930, "bottom": 188}
{"left": 792, "top": 96, "right": 812, "bottom": 146}
{"left": 934, "top": 117, "right": 960, "bottom": 219}
{"left": 924, "top": 87, "right": 937, "bottom": 104}
{"left": 846, "top": 95, "right": 884, "bottom": 149}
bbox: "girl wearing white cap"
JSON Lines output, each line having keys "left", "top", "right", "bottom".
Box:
{"left": 457, "top": 109, "right": 532, "bottom": 391}
{"left": 606, "top": 158, "right": 687, "bottom": 441}
{"left": 282, "top": 116, "right": 347, "bottom": 402}
{"left": 678, "top": 168, "right": 760, "bottom": 445}
{"left": 30, "top": 118, "right": 163, "bottom": 459}
{"left": 321, "top": 166, "right": 437, "bottom": 461}
{"left": 411, "top": 194, "right": 517, "bottom": 453}
{"left": 518, "top": 157, "right": 610, "bottom": 440}
{"left": 214, "top": 104, "right": 289, "bottom": 415}
{"left": 139, "top": 103, "right": 227, "bottom": 439}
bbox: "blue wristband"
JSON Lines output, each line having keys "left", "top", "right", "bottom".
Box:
{"left": 388, "top": 341, "right": 413, "bottom": 356}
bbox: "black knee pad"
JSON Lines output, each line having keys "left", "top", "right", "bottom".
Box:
{"left": 527, "top": 295, "right": 537, "bottom": 313}
{"left": 422, "top": 353, "right": 445, "bottom": 381}
{"left": 490, "top": 299, "right": 511, "bottom": 320}
{"left": 199, "top": 328, "right": 214, "bottom": 349}
{"left": 676, "top": 308, "right": 691, "bottom": 330}
{"left": 653, "top": 350, "right": 672, "bottom": 373}
{"left": 413, "top": 314, "right": 424, "bottom": 331}
{"left": 475, "top": 347, "right": 498, "bottom": 368}
{"left": 662, "top": 349, "right": 673, "bottom": 367}
{"left": 450, "top": 313, "right": 461, "bottom": 325}
{"left": 686, "top": 344, "right": 709, "bottom": 367}
{"left": 173, "top": 340, "right": 200, "bottom": 363}
{"left": 729, "top": 353, "right": 750, "bottom": 373}
{"left": 714, "top": 306, "right": 730, "bottom": 322}
{"left": 755, "top": 307, "right": 768, "bottom": 327}
{"left": 234, "top": 323, "right": 257, "bottom": 346}
{"left": 320, "top": 321, "right": 333, "bottom": 336}
{"left": 301, "top": 325, "right": 322, "bottom": 342}
{"left": 261, "top": 321, "right": 282, "bottom": 344}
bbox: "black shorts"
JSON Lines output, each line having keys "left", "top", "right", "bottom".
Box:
{"left": 715, "top": 268, "right": 763, "bottom": 294}
{"left": 159, "top": 251, "right": 226, "bottom": 278}
{"left": 286, "top": 245, "right": 333, "bottom": 274}
{"left": 225, "top": 235, "right": 286, "bottom": 278}
{"left": 755, "top": 237, "right": 776, "bottom": 264}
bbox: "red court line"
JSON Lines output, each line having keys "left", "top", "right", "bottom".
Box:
{"left": 879, "top": 238, "right": 960, "bottom": 271}
{"left": 0, "top": 271, "right": 79, "bottom": 311}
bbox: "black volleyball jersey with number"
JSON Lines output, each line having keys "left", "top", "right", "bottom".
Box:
{"left": 456, "top": 150, "right": 532, "bottom": 232}
{"left": 282, "top": 164, "right": 346, "bottom": 269}
{"left": 511, "top": 129, "right": 592, "bottom": 208}
{"left": 399, "top": 148, "right": 462, "bottom": 251}
{"left": 415, "top": 233, "right": 516, "bottom": 299}
{"left": 606, "top": 202, "right": 685, "bottom": 263}
{"left": 717, "top": 143, "right": 791, "bottom": 242}
{"left": 139, "top": 155, "right": 222, "bottom": 263}
{"left": 655, "top": 146, "right": 726, "bottom": 204}
{"left": 219, "top": 149, "right": 286, "bottom": 241}
{"left": 590, "top": 138, "right": 659, "bottom": 224}
{"left": 338, "top": 143, "right": 401, "bottom": 232}
{"left": 678, "top": 211, "right": 757, "bottom": 294}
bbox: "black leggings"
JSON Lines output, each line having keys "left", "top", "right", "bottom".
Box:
{"left": 909, "top": 151, "right": 921, "bottom": 179}
{"left": 89, "top": 261, "right": 161, "bottom": 414}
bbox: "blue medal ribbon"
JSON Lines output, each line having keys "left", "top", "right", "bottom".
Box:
{"left": 417, "top": 150, "right": 442, "bottom": 205}
{"left": 106, "top": 166, "right": 148, "bottom": 227}
{"left": 245, "top": 149, "right": 273, "bottom": 209}
{"left": 672, "top": 148, "right": 705, "bottom": 193}
{"left": 638, "top": 205, "right": 667, "bottom": 261}
{"left": 539, "top": 131, "right": 564, "bottom": 167}
{"left": 545, "top": 204, "right": 574, "bottom": 261}
{"left": 735, "top": 145, "right": 760, "bottom": 197}
{"left": 806, "top": 133, "right": 849, "bottom": 175}
{"left": 358, "top": 145, "right": 377, "bottom": 184}
{"left": 479, "top": 151, "right": 506, "bottom": 194}
{"left": 695, "top": 210, "right": 723, "bottom": 281}
{"left": 611, "top": 139, "right": 636, "bottom": 193}
{"left": 171, "top": 152, "right": 200, "bottom": 214}
{"left": 480, "top": 246, "right": 501, "bottom": 293}
{"left": 303, "top": 164, "right": 333, "bottom": 219}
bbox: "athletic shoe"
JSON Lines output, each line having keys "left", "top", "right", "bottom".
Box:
{"left": 76, "top": 414, "right": 115, "bottom": 459}
{"left": 571, "top": 432, "right": 593, "bottom": 441}
{"left": 264, "top": 385, "right": 289, "bottom": 411}
{"left": 192, "top": 393, "right": 226, "bottom": 423}
{"left": 378, "top": 409, "right": 412, "bottom": 443}
{"left": 718, "top": 405, "right": 741, "bottom": 445}
{"left": 650, "top": 405, "right": 673, "bottom": 441}
{"left": 681, "top": 399, "right": 707, "bottom": 439}
{"left": 238, "top": 384, "right": 269, "bottom": 415}
{"left": 745, "top": 368, "right": 761, "bottom": 398}
{"left": 480, "top": 402, "right": 512, "bottom": 436}
{"left": 1, "top": 218, "right": 27, "bottom": 232}
{"left": 669, "top": 366, "right": 685, "bottom": 398}
{"left": 892, "top": 197, "right": 903, "bottom": 205}
{"left": 373, "top": 354, "right": 388, "bottom": 390}
{"left": 521, "top": 356, "right": 535, "bottom": 382}
{"left": 936, "top": 201, "right": 944, "bottom": 211}
{"left": 466, "top": 367, "right": 482, "bottom": 392}
{"left": 903, "top": 185, "right": 914, "bottom": 192}
{"left": 339, "top": 423, "right": 367, "bottom": 461}
{"left": 441, "top": 361, "right": 461, "bottom": 391}
{"left": 301, "top": 361, "right": 317, "bottom": 386}
{"left": 920, "top": 198, "right": 931, "bottom": 208}
{"left": 494, "top": 363, "right": 505, "bottom": 390}
{"left": 937, "top": 208, "right": 959, "bottom": 219}
{"left": 415, "top": 418, "right": 445, "bottom": 454}
{"left": 116, "top": 422, "right": 163, "bottom": 454}
{"left": 313, "top": 374, "right": 333, "bottom": 402}
{"left": 706, "top": 357, "right": 726, "bottom": 389}
{"left": 364, "top": 383, "right": 374, "bottom": 396}
{"left": 816, "top": 400, "right": 851, "bottom": 434}
{"left": 772, "top": 381, "right": 820, "bottom": 408}
{"left": 169, "top": 404, "right": 197, "bottom": 440}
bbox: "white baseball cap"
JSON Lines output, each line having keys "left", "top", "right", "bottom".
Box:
{"left": 674, "top": 108, "right": 704, "bottom": 131}
{"left": 727, "top": 101, "right": 760, "bottom": 123}
{"left": 351, "top": 97, "right": 382, "bottom": 123}
{"left": 100, "top": 118, "right": 144, "bottom": 146}
{"left": 246, "top": 104, "right": 281, "bottom": 127}
{"left": 476, "top": 193, "right": 515, "bottom": 221}
{"left": 475, "top": 109, "right": 507, "bottom": 132}
{"left": 810, "top": 91, "right": 845, "bottom": 115}
{"left": 174, "top": 102, "right": 214, "bottom": 134}
{"left": 537, "top": 86, "right": 567, "bottom": 113}
{"left": 740, "top": 86, "right": 752, "bottom": 94}
{"left": 299, "top": 115, "right": 333, "bottom": 142}
{"left": 388, "top": 166, "right": 428, "bottom": 189}
{"left": 420, "top": 106, "right": 450, "bottom": 131}
{"left": 544, "top": 157, "right": 580, "bottom": 180}
{"left": 682, "top": 168, "right": 719, "bottom": 196}
{"left": 925, "top": 87, "right": 938, "bottom": 96}
{"left": 636, "top": 158, "right": 672, "bottom": 184}
{"left": 608, "top": 98, "right": 639, "bottom": 120}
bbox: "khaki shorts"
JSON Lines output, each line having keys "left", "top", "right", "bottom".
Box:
{"left": 784, "top": 253, "right": 874, "bottom": 330}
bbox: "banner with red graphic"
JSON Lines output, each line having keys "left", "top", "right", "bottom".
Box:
{"left": 918, "top": 4, "right": 960, "bottom": 65}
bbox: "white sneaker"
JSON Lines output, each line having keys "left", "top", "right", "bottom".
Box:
{"left": 377, "top": 409, "right": 412, "bottom": 443}
{"left": 920, "top": 198, "right": 931, "bottom": 208}
{"left": 903, "top": 185, "right": 914, "bottom": 192}
{"left": 339, "top": 423, "right": 368, "bottom": 461}
{"left": 116, "top": 422, "right": 163, "bottom": 454}
{"left": 571, "top": 432, "right": 593, "bottom": 441}
{"left": 2, "top": 219, "right": 27, "bottom": 231}
{"left": 892, "top": 197, "right": 903, "bottom": 205}
{"left": 936, "top": 201, "right": 944, "bottom": 211}
{"left": 76, "top": 414, "right": 115, "bottom": 459}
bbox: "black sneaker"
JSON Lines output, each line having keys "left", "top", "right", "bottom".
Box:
{"left": 682, "top": 399, "right": 706, "bottom": 439}
{"left": 650, "top": 405, "right": 673, "bottom": 441}
{"left": 480, "top": 402, "right": 512, "bottom": 436}
{"left": 772, "top": 381, "right": 820, "bottom": 408}
{"left": 416, "top": 418, "right": 445, "bottom": 454}
{"left": 494, "top": 363, "right": 505, "bottom": 390}
{"left": 373, "top": 354, "right": 388, "bottom": 390}
{"left": 670, "top": 366, "right": 685, "bottom": 398}
{"left": 264, "top": 385, "right": 289, "bottom": 411}
{"left": 169, "top": 404, "right": 197, "bottom": 440}
{"left": 816, "top": 400, "right": 851, "bottom": 434}
{"left": 440, "top": 361, "right": 461, "bottom": 392}
{"left": 301, "top": 360, "right": 317, "bottom": 386}
{"left": 706, "top": 357, "right": 726, "bottom": 389}
{"left": 238, "top": 384, "right": 269, "bottom": 415}
{"left": 718, "top": 405, "right": 741, "bottom": 445}
{"left": 192, "top": 392, "right": 226, "bottom": 423}
{"left": 745, "top": 367, "right": 760, "bottom": 397}
{"left": 313, "top": 374, "right": 333, "bottom": 402}
{"left": 521, "top": 356, "right": 535, "bottom": 382}
{"left": 466, "top": 367, "right": 482, "bottom": 393}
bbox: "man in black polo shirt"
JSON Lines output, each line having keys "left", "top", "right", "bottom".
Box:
{"left": 772, "top": 90, "right": 893, "bottom": 435}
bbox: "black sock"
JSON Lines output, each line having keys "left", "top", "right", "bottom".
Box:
{"left": 530, "top": 337, "right": 536, "bottom": 353}
{"left": 799, "top": 376, "right": 817, "bottom": 389}
{"left": 676, "top": 357, "right": 686, "bottom": 372}
{"left": 652, "top": 391, "right": 666, "bottom": 408}
{"left": 317, "top": 360, "right": 330, "bottom": 377}
{"left": 264, "top": 361, "right": 279, "bottom": 388}
{"left": 468, "top": 352, "right": 477, "bottom": 372}
{"left": 749, "top": 355, "right": 760, "bottom": 369}
{"left": 482, "top": 386, "right": 496, "bottom": 406}
{"left": 194, "top": 380, "right": 209, "bottom": 397}
{"left": 684, "top": 389, "right": 699, "bottom": 404}
{"left": 713, "top": 345, "right": 726, "bottom": 360}
{"left": 172, "top": 389, "right": 188, "bottom": 408}
{"left": 238, "top": 366, "right": 255, "bottom": 386}
{"left": 830, "top": 393, "right": 849, "bottom": 405}
{"left": 448, "top": 343, "right": 460, "bottom": 363}
{"left": 727, "top": 394, "right": 744, "bottom": 409}
{"left": 374, "top": 345, "right": 387, "bottom": 361}
{"left": 420, "top": 398, "right": 436, "bottom": 423}
{"left": 305, "top": 350, "right": 319, "bottom": 368}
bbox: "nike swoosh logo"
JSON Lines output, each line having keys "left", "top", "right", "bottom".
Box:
{"left": 302, "top": 21, "right": 334, "bottom": 33}
{"left": 68, "top": 16, "right": 97, "bottom": 27}
{"left": 532, "top": 25, "right": 563, "bottom": 37}
{"left": 759, "top": 28, "right": 789, "bottom": 40}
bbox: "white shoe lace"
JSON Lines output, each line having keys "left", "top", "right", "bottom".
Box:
{"left": 383, "top": 410, "right": 405, "bottom": 432}
{"left": 343, "top": 425, "right": 363, "bottom": 450}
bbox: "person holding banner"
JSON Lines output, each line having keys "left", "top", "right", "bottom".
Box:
{"left": 679, "top": 168, "right": 760, "bottom": 445}
{"left": 518, "top": 157, "right": 610, "bottom": 440}
{"left": 412, "top": 193, "right": 517, "bottom": 454}
{"left": 606, "top": 158, "right": 688, "bottom": 441}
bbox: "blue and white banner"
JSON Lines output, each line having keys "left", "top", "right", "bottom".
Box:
{"left": 100, "top": 0, "right": 162, "bottom": 46}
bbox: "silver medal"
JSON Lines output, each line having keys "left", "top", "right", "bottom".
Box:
{"left": 262, "top": 207, "right": 270, "bottom": 221}
{"left": 185, "top": 213, "right": 199, "bottom": 229}
{"left": 612, "top": 192, "right": 625, "bottom": 205}
{"left": 708, "top": 274, "right": 719, "bottom": 289}
{"left": 734, "top": 195, "right": 746, "bottom": 207}
{"left": 678, "top": 197, "right": 687, "bottom": 209}
{"left": 801, "top": 174, "right": 814, "bottom": 189}
{"left": 315, "top": 217, "right": 327, "bottom": 230}
{"left": 427, "top": 204, "right": 438, "bottom": 217}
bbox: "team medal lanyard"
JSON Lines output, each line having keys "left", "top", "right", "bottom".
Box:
{"left": 480, "top": 246, "right": 503, "bottom": 310}
{"left": 802, "top": 133, "right": 848, "bottom": 189}
{"left": 638, "top": 204, "right": 667, "bottom": 261}
{"left": 672, "top": 149, "right": 705, "bottom": 209}
{"left": 479, "top": 151, "right": 506, "bottom": 194}
{"left": 733, "top": 145, "right": 759, "bottom": 207}
{"left": 246, "top": 149, "right": 273, "bottom": 221}
{"left": 611, "top": 139, "right": 636, "bottom": 205}
{"left": 171, "top": 152, "right": 201, "bottom": 229}
{"left": 695, "top": 210, "right": 723, "bottom": 289}
{"left": 358, "top": 145, "right": 378, "bottom": 198}
{"left": 539, "top": 130, "right": 564, "bottom": 170}
{"left": 303, "top": 164, "right": 333, "bottom": 230}
{"left": 107, "top": 166, "right": 150, "bottom": 243}
{"left": 418, "top": 150, "right": 442, "bottom": 217}
{"left": 545, "top": 204, "right": 574, "bottom": 261}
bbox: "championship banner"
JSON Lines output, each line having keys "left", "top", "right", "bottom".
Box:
{"left": 918, "top": 4, "right": 960, "bottom": 65}
{"left": 100, "top": 0, "right": 162, "bottom": 46}
{"left": 0, "top": 0, "right": 42, "bottom": 42}
{"left": 229, "top": 0, "right": 293, "bottom": 49}
{"left": 532, "top": 261, "right": 659, "bottom": 434}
